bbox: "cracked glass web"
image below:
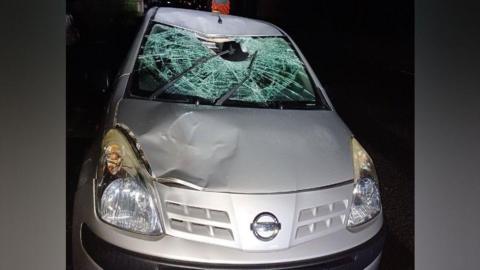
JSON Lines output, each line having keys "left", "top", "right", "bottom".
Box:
{"left": 136, "top": 24, "right": 316, "bottom": 104}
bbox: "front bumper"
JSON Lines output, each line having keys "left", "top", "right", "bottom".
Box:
{"left": 81, "top": 223, "right": 384, "bottom": 269}
{"left": 73, "top": 160, "right": 385, "bottom": 269}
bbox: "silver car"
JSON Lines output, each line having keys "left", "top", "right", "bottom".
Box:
{"left": 73, "top": 7, "right": 385, "bottom": 269}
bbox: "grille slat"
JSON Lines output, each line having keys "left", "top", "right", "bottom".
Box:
{"left": 297, "top": 211, "right": 348, "bottom": 227}
{"left": 166, "top": 202, "right": 234, "bottom": 241}
{"left": 295, "top": 199, "right": 349, "bottom": 240}
{"left": 167, "top": 212, "right": 231, "bottom": 228}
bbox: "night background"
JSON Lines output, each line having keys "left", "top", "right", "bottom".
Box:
{"left": 67, "top": 0, "right": 413, "bottom": 269}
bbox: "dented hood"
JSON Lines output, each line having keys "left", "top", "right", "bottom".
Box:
{"left": 116, "top": 99, "right": 354, "bottom": 193}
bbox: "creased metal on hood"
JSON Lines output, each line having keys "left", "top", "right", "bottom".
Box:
{"left": 116, "top": 99, "right": 354, "bottom": 193}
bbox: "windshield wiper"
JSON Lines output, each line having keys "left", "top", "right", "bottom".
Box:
{"left": 149, "top": 48, "right": 233, "bottom": 100}
{"left": 215, "top": 51, "right": 258, "bottom": 105}
{"left": 152, "top": 93, "right": 214, "bottom": 105}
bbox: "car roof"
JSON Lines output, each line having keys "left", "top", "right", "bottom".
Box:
{"left": 152, "top": 7, "right": 283, "bottom": 37}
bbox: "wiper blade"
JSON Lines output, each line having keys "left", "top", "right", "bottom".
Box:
{"left": 215, "top": 51, "right": 258, "bottom": 105}
{"left": 153, "top": 93, "right": 214, "bottom": 105}
{"left": 149, "top": 49, "right": 233, "bottom": 100}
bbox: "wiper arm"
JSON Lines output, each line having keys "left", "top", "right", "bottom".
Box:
{"left": 215, "top": 51, "right": 258, "bottom": 105}
{"left": 153, "top": 93, "right": 214, "bottom": 105}
{"left": 149, "top": 49, "right": 233, "bottom": 100}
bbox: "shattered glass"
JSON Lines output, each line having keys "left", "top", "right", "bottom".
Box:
{"left": 135, "top": 24, "right": 316, "bottom": 105}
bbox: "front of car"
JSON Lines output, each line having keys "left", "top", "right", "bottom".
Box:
{"left": 73, "top": 7, "right": 384, "bottom": 269}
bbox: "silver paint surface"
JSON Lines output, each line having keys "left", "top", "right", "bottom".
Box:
{"left": 73, "top": 177, "right": 383, "bottom": 264}
{"left": 153, "top": 7, "right": 282, "bottom": 37}
{"left": 73, "top": 7, "right": 383, "bottom": 269}
{"left": 116, "top": 99, "right": 354, "bottom": 193}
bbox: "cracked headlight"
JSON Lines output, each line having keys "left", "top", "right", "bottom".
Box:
{"left": 95, "top": 129, "right": 162, "bottom": 235}
{"left": 347, "top": 138, "right": 382, "bottom": 228}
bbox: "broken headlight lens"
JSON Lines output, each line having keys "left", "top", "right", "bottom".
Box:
{"left": 95, "top": 129, "right": 162, "bottom": 235}
{"left": 347, "top": 138, "right": 382, "bottom": 228}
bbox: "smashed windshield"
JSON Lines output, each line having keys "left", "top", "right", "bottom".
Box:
{"left": 131, "top": 23, "right": 323, "bottom": 108}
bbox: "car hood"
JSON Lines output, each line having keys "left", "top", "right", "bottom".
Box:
{"left": 115, "top": 99, "right": 354, "bottom": 193}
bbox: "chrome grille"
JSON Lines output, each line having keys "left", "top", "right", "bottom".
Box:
{"left": 295, "top": 199, "right": 349, "bottom": 239}
{"left": 165, "top": 202, "right": 234, "bottom": 241}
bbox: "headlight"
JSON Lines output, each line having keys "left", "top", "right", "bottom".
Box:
{"left": 95, "top": 129, "right": 162, "bottom": 235}
{"left": 347, "top": 138, "right": 382, "bottom": 228}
